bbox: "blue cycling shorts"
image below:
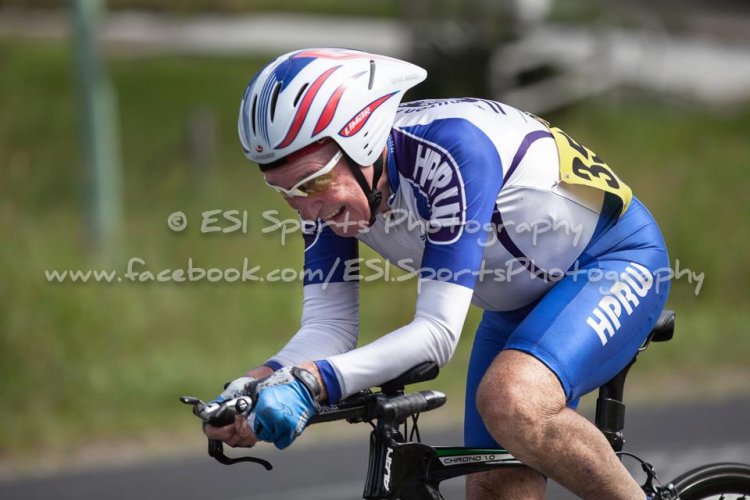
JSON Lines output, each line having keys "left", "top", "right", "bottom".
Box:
{"left": 464, "top": 197, "right": 671, "bottom": 448}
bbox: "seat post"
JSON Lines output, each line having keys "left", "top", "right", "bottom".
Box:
{"left": 595, "top": 356, "right": 637, "bottom": 452}
{"left": 595, "top": 309, "right": 675, "bottom": 452}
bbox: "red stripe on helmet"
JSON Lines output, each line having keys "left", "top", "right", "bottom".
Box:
{"left": 339, "top": 92, "right": 397, "bottom": 138}
{"left": 276, "top": 66, "right": 340, "bottom": 150}
{"left": 292, "top": 49, "right": 387, "bottom": 61}
{"left": 312, "top": 70, "right": 367, "bottom": 136}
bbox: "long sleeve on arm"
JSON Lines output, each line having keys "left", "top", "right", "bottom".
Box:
{"left": 267, "top": 281, "right": 359, "bottom": 368}
{"left": 319, "top": 279, "right": 473, "bottom": 401}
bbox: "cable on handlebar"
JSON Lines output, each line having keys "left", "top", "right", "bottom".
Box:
{"left": 409, "top": 413, "right": 421, "bottom": 442}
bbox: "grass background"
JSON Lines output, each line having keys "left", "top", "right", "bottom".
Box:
{"left": 0, "top": 37, "right": 748, "bottom": 463}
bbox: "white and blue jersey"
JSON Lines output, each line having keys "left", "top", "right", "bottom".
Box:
{"left": 266, "top": 99, "right": 670, "bottom": 448}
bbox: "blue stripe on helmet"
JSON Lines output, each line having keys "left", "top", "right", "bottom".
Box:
{"left": 273, "top": 57, "right": 316, "bottom": 92}
{"left": 258, "top": 70, "right": 277, "bottom": 145}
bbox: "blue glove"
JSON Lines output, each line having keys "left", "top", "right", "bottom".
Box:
{"left": 250, "top": 368, "right": 320, "bottom": 450}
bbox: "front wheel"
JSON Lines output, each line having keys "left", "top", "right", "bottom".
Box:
{"left": 668, "top": 462, "right": 750, "bottom": 499}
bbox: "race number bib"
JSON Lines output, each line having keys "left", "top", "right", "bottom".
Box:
{"left": 550, "top": 126, "right": 632, "bottom": 216}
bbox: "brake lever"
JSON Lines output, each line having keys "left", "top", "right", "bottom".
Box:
{"left": 180, "top": 396, "right": 273, "bottom": 470}
{"left": 208, "top": 439, "right": 273, "bottom": 470}
{"left": 180, "top": 395, "right": 254, "bottom": 426}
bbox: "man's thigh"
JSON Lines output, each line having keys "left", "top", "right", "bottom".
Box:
{"left": 506, "top": 258, "right": 669, "bottom": 403}
{"left": 464, "top": 257, "right": 669, "bottom": 448}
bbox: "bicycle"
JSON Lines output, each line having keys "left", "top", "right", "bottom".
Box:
{"left": 181, "top": 309, "right": 750, "bottom": 499}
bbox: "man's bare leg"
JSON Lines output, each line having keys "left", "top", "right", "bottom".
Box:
{"left": 466, "top": 467, "right": 546, "bottom": 500}
{"left": 473, "top": 349, "right": 644, "bottom": 500}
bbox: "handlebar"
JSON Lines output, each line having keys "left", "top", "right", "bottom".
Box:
{"left": 310, "top": 390, "right": 446, "bottom": 425}
{"left": 180, "top": 394, "right": 273, "bottom": 469}
{"left": 377, "top": 390, "right": 446, "bottom": 420}
{"left": 181, "top": 363, "right": 447, "bottom": 469}
{"left": 180, "top": 395, "right": 255, "bottom": 427}
{"left": 180, "top": 388, "right": 446, "bottom": 470}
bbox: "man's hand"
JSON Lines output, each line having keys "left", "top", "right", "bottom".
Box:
{"left": 203, "top": 414, "right": 258, "bottom": 448}
{"left": 201, "top": 365, "right": 274, "bottom": 447}
{"left": 201, "top": 375, "right": 258, "bottom": 447}
{"left": 252, "top": 367, "right": 321, "bottom": 450}
{"left": 201, "top": 365, "right": 323, "bottom": 450}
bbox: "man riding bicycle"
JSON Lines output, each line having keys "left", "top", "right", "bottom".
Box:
{"left": 203, "top": 48, "right": 670, "bottom": 500}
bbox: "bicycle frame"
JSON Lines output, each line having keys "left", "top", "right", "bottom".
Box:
{"left": 363, "top": 423, "right": 522, "bottom": 500}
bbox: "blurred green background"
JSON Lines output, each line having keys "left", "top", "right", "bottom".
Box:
{"left": 1, "top": 0, "right": 748, "bottom": 468}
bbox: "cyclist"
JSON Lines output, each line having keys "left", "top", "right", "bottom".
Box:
{"left": 204, "top": 48, "right": 670, "bottom": 500}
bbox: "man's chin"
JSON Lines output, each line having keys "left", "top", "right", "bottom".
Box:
{"left": 327, "top": 219, "right": 368, "bottom": 237}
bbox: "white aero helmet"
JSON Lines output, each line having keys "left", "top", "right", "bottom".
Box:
{"left": 238, "top": 48, "right": 427, "bottom": 169}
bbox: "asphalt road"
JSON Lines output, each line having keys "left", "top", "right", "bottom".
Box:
{"left": 1, "top": 397, "right": 749, "bottom": 499}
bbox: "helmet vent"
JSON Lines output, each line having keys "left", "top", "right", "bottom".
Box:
{"left": 368, "top": 60, "right": 376, "bottom": 90}
{"left": 293, "top": 83, "right": 309, "bottom": 107}
{"left": 269, "top": 81, "right": 282, "bottom": 122}
{"left": 250, "top": 94, "right": 258, "bottom": 135}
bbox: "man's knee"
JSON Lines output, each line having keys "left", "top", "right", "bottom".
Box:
{"left": 475, "top": 350, "right": 566, "bottom": 442}
{"left": 475, "top": 367, "right": 529, "bottom": 429}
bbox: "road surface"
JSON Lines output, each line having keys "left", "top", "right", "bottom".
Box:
{"left": 1, "top": 397, "right": 748, "bottom": 499}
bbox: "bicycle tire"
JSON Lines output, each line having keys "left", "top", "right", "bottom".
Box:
{"left": 668, "top": 462, "right": 750, "bottom": 499}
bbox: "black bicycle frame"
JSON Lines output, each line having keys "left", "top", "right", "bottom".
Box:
{"left": 361, "top": 416, "right": 523, "bottom": 499}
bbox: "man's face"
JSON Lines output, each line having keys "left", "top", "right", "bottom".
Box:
{"left": 263, "top": 142, "right": 372, "bottom": 237}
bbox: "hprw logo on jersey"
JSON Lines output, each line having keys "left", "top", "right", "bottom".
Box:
{"left": 412, "top": 143, "right": 466, "bottom": 244}
{"left": 587, "top": 263, "right": 654, "bottom": 346}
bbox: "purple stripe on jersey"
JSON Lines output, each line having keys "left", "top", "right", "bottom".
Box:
{"left": 491, "top": 209, "right": 552, "bottom": 283}
{"left": 483, "top": 99, "right": 506, "bottom": 115}
{"left": 503, "top": 130, "right": 553, "bottom": 183}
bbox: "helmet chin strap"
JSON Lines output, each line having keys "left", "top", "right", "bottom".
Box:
{"left": 342, "top": 151, "right": 384, "bottom": 227}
